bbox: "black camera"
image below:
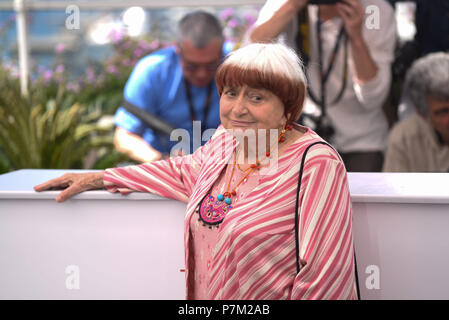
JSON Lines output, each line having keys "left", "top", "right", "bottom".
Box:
{"left": 309, "top": 0, "right": 342, "bottom": 5}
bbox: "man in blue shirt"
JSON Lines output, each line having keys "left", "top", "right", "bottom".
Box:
{"left": 114, "top": 11, "right": 231, "bottom": 162}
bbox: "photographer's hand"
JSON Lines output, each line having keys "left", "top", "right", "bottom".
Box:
{"left": 34, "top": 172, "right": 105, "bottom": 203}
{"left": 336, "top": 0, "right": 364, "bottom": 42}
{"left": 337, "top": 0, "right": 378, "bottom": 83}
{"left": 289, "top": 0, "right": 309, "bottom": 11}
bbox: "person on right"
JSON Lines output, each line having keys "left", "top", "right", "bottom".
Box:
{"left": 383, "top": 52, "right": 449, "bottom": 172}
{"left": 248, "top": 0, "right": 396, "bottom": 172}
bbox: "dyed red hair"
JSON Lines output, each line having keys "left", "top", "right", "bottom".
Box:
{"left": 216, "top": 63, "right": 306, "bottom": 124}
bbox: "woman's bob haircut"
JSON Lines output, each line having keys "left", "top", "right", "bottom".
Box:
{"left": 216, "top": 42, "right": 307, "bottom": 124}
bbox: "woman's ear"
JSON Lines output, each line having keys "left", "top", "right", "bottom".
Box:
{"left": 285, "top": 112, "right": 292, "bottom": 125}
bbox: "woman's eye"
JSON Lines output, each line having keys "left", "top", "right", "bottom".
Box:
{"left": 224, "top": 90, "right": 236, "bottom": 97}
{"left": 250, "top": 94, "right": 263, "bottom": 102}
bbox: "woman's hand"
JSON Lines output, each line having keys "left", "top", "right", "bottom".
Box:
{"left": 33, "top": 171, "right": 105, "bottom": 203}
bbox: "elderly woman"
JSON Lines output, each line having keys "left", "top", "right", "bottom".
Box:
{"left": 383, "top": 52, "right": 449, "bottom": 172}
{"left": 34, "top": 43, "right": 357, "bottom": 300}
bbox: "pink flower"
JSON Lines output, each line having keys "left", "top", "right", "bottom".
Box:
{"left": 138, "top": 40, "right": 150, "bottom": 51}
{"left": 86, "top": 67, "right": 96, "bottom": 83}
{"left": 109, "top": 28, "right": 125, "bottom": 44}
{"left": 220, "top": 8, "right": 235, "bottom": 21}
{"left": 228, "top": 18, "right": 239, "bottom": 29}
{"left": 55, "top": 43, "right": 65, "bottom": 54}
{"left": 10, "top": 69, "right": 20, "bottom": 79}
{"left": 133, "top": 48, "right": 143, "bottom": 57}
{"left": 243, "top": 13, "right": 256, "bottom": 26}
{"left": 66, "top": 82, "right": 80, "bottom": 92}
{"left": 149, "top": 39, "right": 160, "bottom": 51}
{"left": 120, "top": 40, "right": 132, "bottom": 50}
{"left": 107, "top": 65, "right": 118, "bottom": 74}
{"left": 43, "top": 70, "right": 53, "bottom": 82}
{"left": 55, "top": 64, "right": 65, "bottom": 73}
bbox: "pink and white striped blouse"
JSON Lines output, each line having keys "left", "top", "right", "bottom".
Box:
{"left": 103, "top": 123, "right": 358, "bottom": 300}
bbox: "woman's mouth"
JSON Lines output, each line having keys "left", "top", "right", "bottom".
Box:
{"left": 230, "top": 120, "right": 256, "bottom": 126}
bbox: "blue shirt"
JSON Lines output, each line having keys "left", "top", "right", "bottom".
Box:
{"left": 114, "top": 44, "right": 232, "bottom": 155}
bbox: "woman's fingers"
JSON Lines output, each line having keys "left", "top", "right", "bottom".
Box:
{"left": 34, "top": 174, "right": 72, "bottom": 192}
{"left": 55, "top": 183, "right": 84, "bottom": 203}
{"left": 34, "top": 172, "right": 104, "bottom": 202}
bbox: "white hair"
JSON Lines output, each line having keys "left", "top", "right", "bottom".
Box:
{"left": 216, "top": 42, "right": 308, "bottom": 123}
{"left": 224, "top": 42, "right": 307, "bottom": 85}
{"left": 404, "top": 52, "right": 449, "bottom": 115}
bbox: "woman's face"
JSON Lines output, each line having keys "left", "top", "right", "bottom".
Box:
{"left": 427, "top": 96, "right": 449, "bottom": 144}
{"left": 220, "top": 85, "right": 287, "bottom": 133}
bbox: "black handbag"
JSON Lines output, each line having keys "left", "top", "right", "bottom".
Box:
{"left": 294, "top": 141, "right": 361, "bottom": 300}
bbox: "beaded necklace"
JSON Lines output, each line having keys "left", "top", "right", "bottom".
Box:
{"left": 197, "top": 125, "right": 293, "bottom": 228}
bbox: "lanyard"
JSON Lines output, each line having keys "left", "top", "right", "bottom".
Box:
{"left": 308, "top": 12, "right": 348, "bottom": 118}
{"left": 184, "top": 78, "right": 213, "bottom": 134}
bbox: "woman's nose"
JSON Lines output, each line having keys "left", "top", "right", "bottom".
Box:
{"left": 232, "top": 94, "right": 248, "bottom": 115}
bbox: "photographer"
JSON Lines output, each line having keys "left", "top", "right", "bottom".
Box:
{"left": 249, "top": 0, "right": 396, "bottom": 171}
{"left": 114, "top": 11, "right": 229, "bottom": 163}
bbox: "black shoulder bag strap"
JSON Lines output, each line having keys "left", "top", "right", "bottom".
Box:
{"left": 122, "top": 99, "right": 175, "bottom": 137}
{"left": 294, "top": 141, "right": 361, "bottom": 300}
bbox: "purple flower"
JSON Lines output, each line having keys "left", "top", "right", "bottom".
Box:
{"left": 55, "top": 64, "right": 65, "bottom": 73}
{"left": 228, "top": 18, "right": 239, "bottom": 29}
{"left": 43, "top": 70, "right": 53, "bottom": 81}
{"left": 118, "top": 39, "right": 132, "bottom": 51}
{"left": 149, "top": 39, "right": 160, "bottom": 51}
{"left": 86, "top": 67, "right": 96, "bottom": 83}
{"left": 133, "top": 48, "right": 143, "bottom": 57}
{"left": 66, "top": 81, "right": 80, "bottom": 93}
{"left": 109, "top": 28, "right": 125, "bottom": 44}
{"left": 138, "top": 40, "right": 150, "bottom": 51}
{"left": 243, "top": 13, "right": 256, "bottom": 26}
{"left": 10, "top": 69, "right": 20, "bottom": 79}
{"left": 4, "top": 62, "right": 19, "bottom": 78}
{"left": 123, "top": 58, "right": 132, "bottom": 67}
{"left": 55, "top": 43, "right": 65, "bottom": 54}
{"left": 220, "top": 8, "right": 235, "bottom": 21}
{"left": 107, "top": 65, "right": 118, "bottom": 74}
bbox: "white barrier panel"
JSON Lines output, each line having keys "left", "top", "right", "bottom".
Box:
{"left": 0, "top": 170, "right": 448, "bottom": 299}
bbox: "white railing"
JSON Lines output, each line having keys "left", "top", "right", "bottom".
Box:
{"left": 1, "top": 0, "right": 265, "bottom": 10}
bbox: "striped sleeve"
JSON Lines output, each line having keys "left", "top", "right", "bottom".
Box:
{"left": 103, "top": 146, "right": 205, "bottom": 203}
{"left": 291, "top": 152, "right": 356, "bottom": 300}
